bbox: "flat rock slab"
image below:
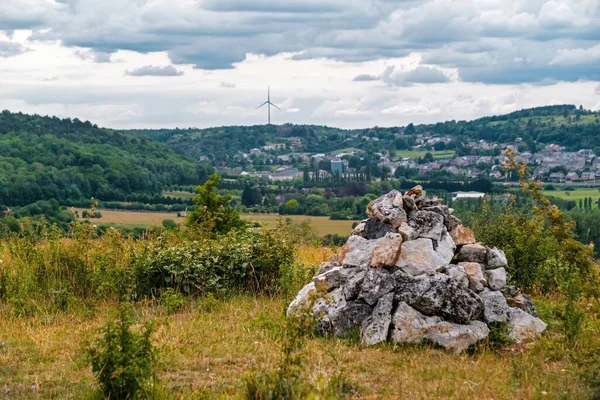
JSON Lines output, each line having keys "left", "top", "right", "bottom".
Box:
{"left": 395, "top": 238, "right": 447, "bottom": 276}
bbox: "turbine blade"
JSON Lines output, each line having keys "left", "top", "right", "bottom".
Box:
{"left": 270, "top": 103, "right": 281, "bottom": 110}
{"left": 256, "top": 101, "right": 268, "bottom": 109}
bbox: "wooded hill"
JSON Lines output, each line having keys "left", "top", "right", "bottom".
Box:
{"left": 131, "top": 105, "right": 600, "bottom": 164}
{"left": 0, "top": 110, "right": 212, "bottom": 208}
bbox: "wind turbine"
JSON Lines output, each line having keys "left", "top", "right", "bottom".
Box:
{"left": 256, "top": 86, "right": 280, "bottom": 125}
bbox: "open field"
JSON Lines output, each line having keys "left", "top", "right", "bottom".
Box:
{"left": 75, "top": 209, "right": 357, "bottom": 236}
{"left": 396, "top": 149, "right": 455, "bottom": 160}
{"left": 542, "top": 188, "right": 600, "bottom": 205}
{"left": 243, "top": 213, "right": 358, "bottom": 236}
{"left": 74, "top": 208, "right": 185, "bottom": 227}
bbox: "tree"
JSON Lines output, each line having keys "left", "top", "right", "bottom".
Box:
{"left": 241, "top": 185, "right": 254, "bottom": 207}
{"left": 187, "top": 173, "right": 246, "bottom": 234}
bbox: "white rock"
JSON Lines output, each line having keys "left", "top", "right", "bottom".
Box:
{"left": 487, "top": 247, "right": 508, "bottom": 269}
{"left": 486, "top": 267, "right": 507, "bottom": 290}
{"left": 397, "top": 222, "right": 418, "bottom": 241}
{"left": 436, "top": 228, "right": 456, "bottom": 265}
{"left": 339, "top": 236, "right": 380, "bottom": 268}
{"left": 507, "top": 307, "right": 547, "bottom": 343}
{"left": 395, "top": 238, "right": 447, "bottom": 276}
{"left": 390, "top": 302, "right": 489, "bottom": 353}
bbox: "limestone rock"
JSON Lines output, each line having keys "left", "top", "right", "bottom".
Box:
{"left": 358, "top": 268, "right": 396, "bottom": 306}
{"left": 369, "top": 233, "right": 403, "bottom": 268}
{"left": 397, "top": 222, "right": 417, "bottom": 241}
{"left": 395, "top": 238, "right": 447, "bottom": 276}
{"left": 508, "top": 294, "right": 540, "bottom": 318}
{"left": 459, "top": 262, "right": 487, "bottom": 292}
{"left": 408, "top": 210, "right": 445, "bottom": 241}
{"left": 487, "top": 247, "right": 508, "bottom": 269}
{"left": 287, "top": 282, "right": 316, "bottom": 316}
{"left": 339, "top": 236, "right": 380, "bottom": 268}
{"left": 364, "top": 217, "right": 393, "bottom": 240}
{"left": 350, "top": 222, "right": 366, "bottom": 237}
{"left": 317, "top": 261, "right": 336, "bottom": 276}
{"left": 443, "top": 264, "right": 469, "bottom": 288}
{"left": 393, "top": 272, "right": 483, "bottom": 324}
{"left": 329, "top": 301, "right": 373, "bottom": 338}
{"left": 390, "top": 302, "right": 489, "bottom": 353}
{"left": 313, "top": 267, "right": 342, "bottom": 291}
{"left": 457, "top": 243, "right": 487, "bottom": 263}
{"left": 405, "top": 185, "right": 424, "bottom": 199}
{"left": 436, "top": 228, "right": 456, "bottom": 265}
{"left": 361, "top": 293, "right": 394, "bottom": 345}
{"left": 340, "top": 267, "right": 366, "bottom": 301}
{"left": 507, "top": 307, "right": 547, "bottom": 343}
{"left": 481, "top": 290, "right": 510, "bottom": 324}
{"left": 367, "top": 191, "right": 408, "bottom": 229}
{"left": 445, "top": 214, "right": 462, "bottom": 233}
{"left": 450, "top": 225, "right": 477, "bottom": 245}
{"left": 486, "top": 267, "right": 507, "bottom": 291}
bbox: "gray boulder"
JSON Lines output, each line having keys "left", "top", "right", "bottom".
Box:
{"left": 457, "top": 243, "right": 487, "bottom": 263}
{"left": 507, "top": 307, "right": 547, "bottom": 343}
{"left": 390, "top": 302, "right": 489, "bottom": 353}
{"left": 408, "top": 210, "right": 445, "bottom": 241}
{"left": 508, "top": 294, "right": 540, "bottom": 318}
{"left": 393, "top": 272, "right": 483, "bottom": 324}
{"left": 361, "top": 293, "right": 394, "bottom": 345}
{"left": 313, "top": 267, "right": 342, "bottom": 291}
{"left": 443, "top": 264, "right": 469, "bottom": 288}
{"left": 402, "top": 195, "right": 417, "bottom": 213}
{"left": 340, "top": 266, "right": 367, "bottom": 301}
{"left": 487, "top": 247, "right": 508, "bottom": 269}
{"left": 486, "top": 267, "right": 507, "bottom": 291}
{"left": 435, "top": 228, "right": 456, "bottom": 265}
{"left": 367, "top": 191, "right": 407, "bottom": 229}
{"left": 395, "top": 238, "right": 447, "bottom": 276}
{"left": 364, "top": 217, "right": 393, "bottom": 240}
{"left": 350, "top": 222, "right": 366, "bottom": 237}
{"left": 358, "top": 268, "right": 396, "bottom": 306}
{"left": 481, "top": 290, "right": 510, "bottom": 324}
{"left": 287, "top": 282, "right": 316, "bottom": 316}
{"left": 329, "top": 301, "right": 373, "bottom": 338}
{"left": 339, "top": 235, "right": 380, "bottom": 268}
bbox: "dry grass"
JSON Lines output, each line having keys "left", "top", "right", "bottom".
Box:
{"left": 0, "top": 296, "right": 591, "bottom": 399}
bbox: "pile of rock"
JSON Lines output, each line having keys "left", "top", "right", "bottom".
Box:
{"left": 288, "top": 188, "right": 547, "bottom": 353}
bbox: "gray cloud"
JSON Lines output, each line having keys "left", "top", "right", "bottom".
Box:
{"left": 353, "top": 74, "right": 379, "bottom": 82}
{"left": 220, "top": 81, "right": 236, "bottom": 88}
{"left": 0, "top": 40, "right": 27, "bottom": 57}
{"left": 4, "top": 0, "right": 600, "bottom": 83}
{"left": 126, "top": 65, "right": 184, "bottom": 77}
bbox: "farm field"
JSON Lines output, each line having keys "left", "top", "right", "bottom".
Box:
{"left": 242, "top": 213, "right": 358, "bottom": 236}
{"left": 396, "top": 149, "right": 455, "bottom": 160}
{"left": 74, "top": 208, "right": 185, "bottom": 227}
{"left": 542, "top": 188, "right": 600, "bottom": 205}
{"left": 162, "top": 190, "right": 195, "bottom": 200}
{"left": 75, "top": 208, "right": 357, "bottom": 236}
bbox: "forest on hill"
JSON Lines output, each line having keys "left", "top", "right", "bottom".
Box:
{"left": 130, "top": 105, "right": 600, "bottom": 163}
{"left": 0, "top": 111, "right": 212, "bottom": 225}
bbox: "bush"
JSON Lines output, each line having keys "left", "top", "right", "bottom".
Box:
{"left": 87, "top": 304, "right": 157, "bottom": 399}
{"left": 134, "top": 227, "right": 295, "bottom": 297}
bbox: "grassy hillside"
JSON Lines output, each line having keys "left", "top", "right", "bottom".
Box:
{"left": 0, "top": 110, "right": 212, "bottom": 208}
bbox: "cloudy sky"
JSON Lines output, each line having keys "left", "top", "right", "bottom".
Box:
{"left": 1, "top": 0, "right": 599, "bottom": 129}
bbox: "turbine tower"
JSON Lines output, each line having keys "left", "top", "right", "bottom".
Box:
{"left": 256, "top": 86, "right": 280, "bottom": 125}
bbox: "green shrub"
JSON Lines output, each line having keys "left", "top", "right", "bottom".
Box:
{"left": 161, "top": 288, "right": 185, "bottom": 315}
{"left": 134, "top": 227, "right": 294, "bottom": 297}
{"left": 87, "top": 304, "right": 157, "bottom": 399}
